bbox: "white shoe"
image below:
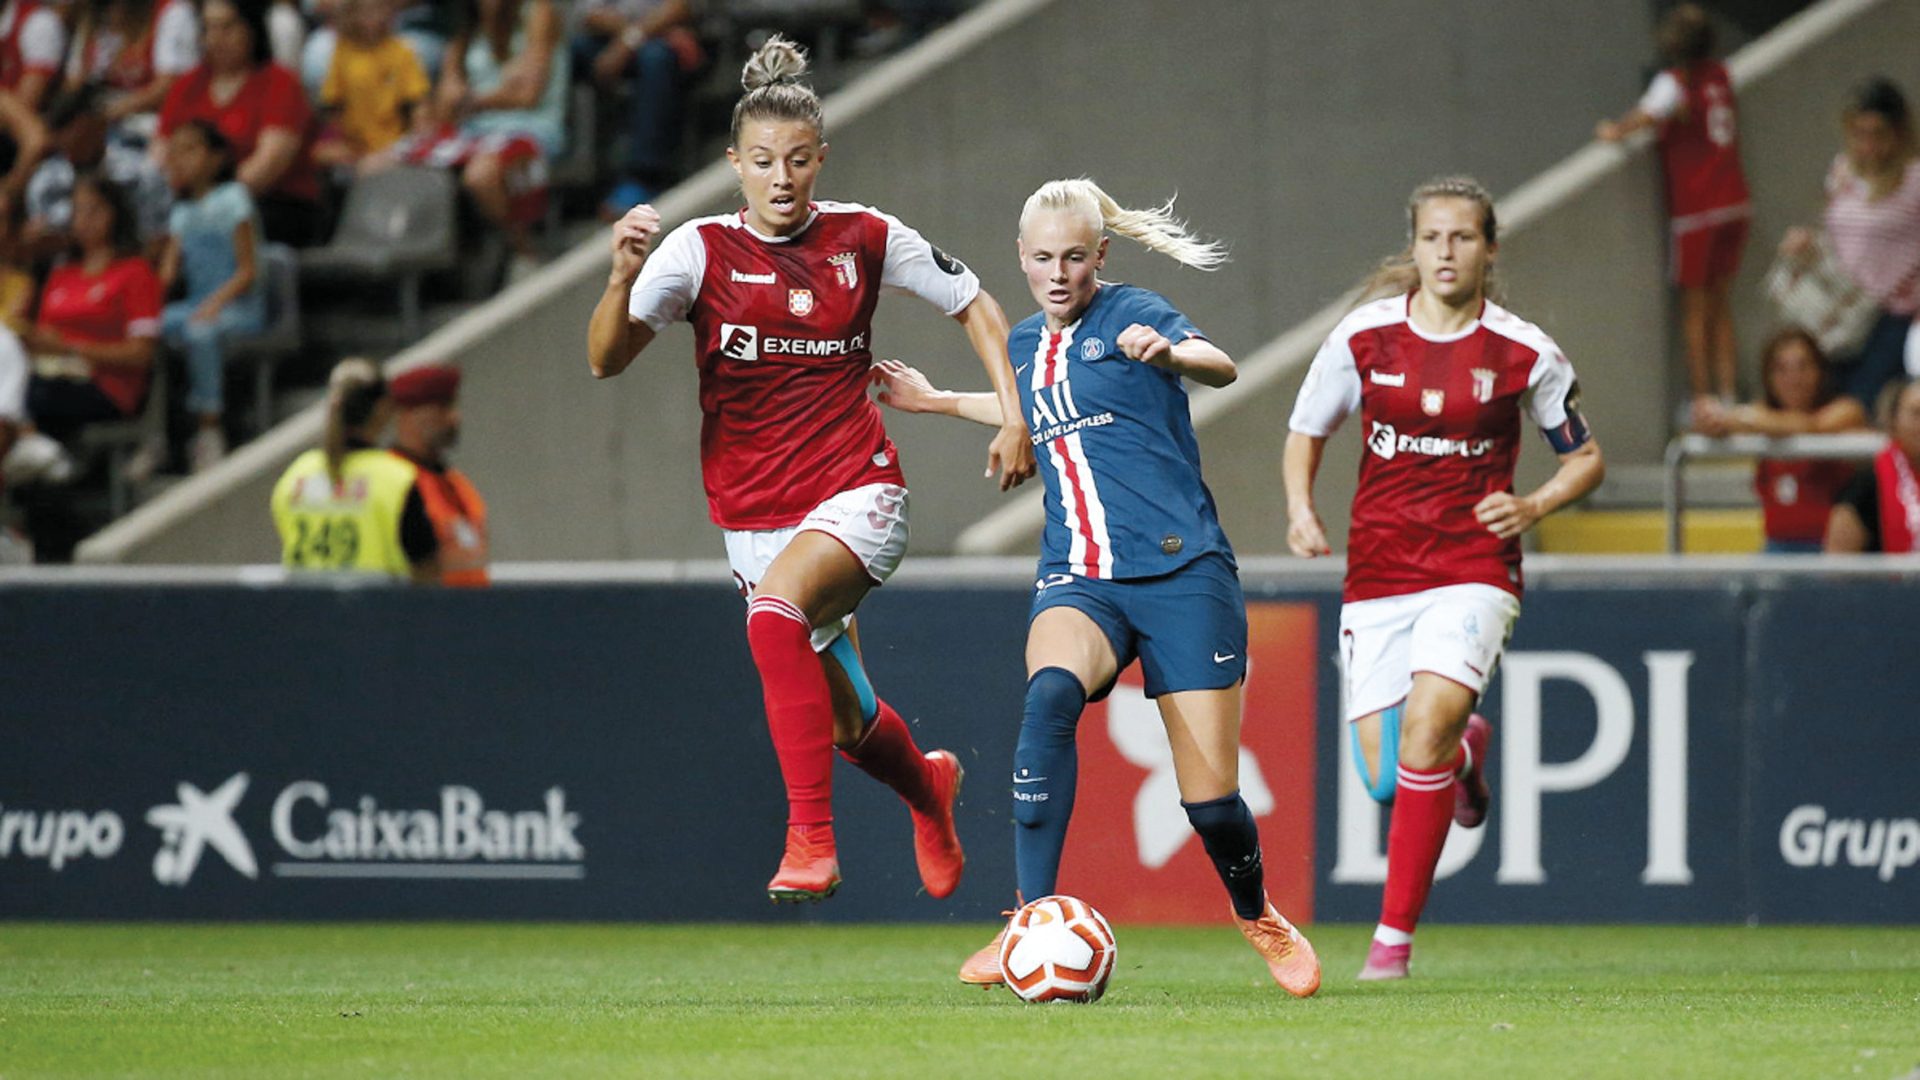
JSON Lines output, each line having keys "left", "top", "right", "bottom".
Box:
{"left": 3, "top": 432, "right": 75, "bottom": 486}
{"left": 125, "top": 434, "right": 166, "bottom": 485}
{"left": 190, "top": 427, "right": 226, "bottom": 473}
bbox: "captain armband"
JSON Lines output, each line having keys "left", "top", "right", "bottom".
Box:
{"left": 1542, "top": 382, "right": 1593, "bottom": 454}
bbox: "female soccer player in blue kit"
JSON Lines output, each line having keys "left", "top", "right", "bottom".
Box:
{"left": 875, "top": 178, "right": 1320, "bottom": 997}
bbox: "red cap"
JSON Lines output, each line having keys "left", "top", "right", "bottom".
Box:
{"left": 389, "top": 365, "right": 461, "bottom": 407}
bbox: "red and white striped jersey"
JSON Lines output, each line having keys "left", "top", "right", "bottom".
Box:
{"left": 1289, "top": 294, "right": 1590, "bottom": 603}
{"left": 1639, "top": 61, "right": 1749, "bottom": 229}
{"left": 628, "top": 201, "right": 980, "bottom": 529}
{"left": 0, "top": 0, "right": 64, "bottom": 92}
{"left": 1824, "top": 156, "right": 1920, "bottom": 315}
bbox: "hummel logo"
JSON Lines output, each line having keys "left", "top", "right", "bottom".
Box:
{"left": 1369, "top": 371, "right": 1405, "bottom": 387}
{"left": 730, "top": 269, "right": 775, "bottom": 285}
{"left": 1213, "top": 652, "right": 1237, "bottom": 664}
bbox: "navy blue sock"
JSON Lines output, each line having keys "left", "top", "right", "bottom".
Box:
{"left": 1183, "top": 791, "right": 1267, "bottom": 920}
{"left": 1011, "top": 667, "right": 1086, "bottom": 901}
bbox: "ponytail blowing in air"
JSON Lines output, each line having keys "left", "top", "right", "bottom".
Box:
{"left": 1020, "top": 179, "right": 1227, "bottom": 271}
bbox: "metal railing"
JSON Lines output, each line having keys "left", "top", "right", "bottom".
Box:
{"left": 1662, "top": 432, "right": 1887, "bottom": 552}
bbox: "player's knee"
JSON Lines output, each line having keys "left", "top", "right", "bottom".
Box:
{"left": 1399, "top": 708, "right": 1467, "bottom": 769}
{"left": 1182, "top": 791, "right": 1252, "bottom": 836}
{"left": 744, "top": 595, "right": 811, "bottom": 655}
{"left": 1021, "top": 666, "right": 1085, "bottom": 742}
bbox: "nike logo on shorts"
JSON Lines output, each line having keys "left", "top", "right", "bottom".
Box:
{"left": 1214, "top": 652, "right": 1236, "bottom": 664}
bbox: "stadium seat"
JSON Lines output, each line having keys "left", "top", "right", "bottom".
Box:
{"left": 298, "top": 167, "right": 459, "bottom": 345}
{"left": 226, "top": 243, "right": 304, "bottom": 436}
{"left": 75, "top": 350, "right": 168, "bottom": 518}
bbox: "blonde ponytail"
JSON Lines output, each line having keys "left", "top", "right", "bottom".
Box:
{"left": 731, "top": 35, "right": 824, "bottom": 146}
{"left": 1357, "top": 175, "right": 1503, "bottom": 305}
{"left": 324, "top": 358, "right": 385, "bottom": 484}
{"left": 1019, "top": 178, "right": 1227, "bottom": 271}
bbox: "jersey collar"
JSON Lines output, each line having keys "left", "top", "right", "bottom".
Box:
{"left": 737, "top": 204, "right": 820, "bottom": 243}
{"left": 1403, "top": 290, "right": 1484, "bottom": 343}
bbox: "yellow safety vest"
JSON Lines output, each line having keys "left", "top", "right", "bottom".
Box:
{"left": 270, "top": 447, "right": 419, "bottom": 577}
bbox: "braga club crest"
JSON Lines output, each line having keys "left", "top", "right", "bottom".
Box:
{"left": 828, "top": 251, "right": 858, "bottom": 290}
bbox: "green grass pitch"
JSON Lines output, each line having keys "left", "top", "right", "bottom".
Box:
{"left": 2, "top": 923, "right": 1916, "bottom": 1078}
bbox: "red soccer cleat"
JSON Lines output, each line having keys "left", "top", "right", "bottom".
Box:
{"left": 1357, "top": 939, "right": 1412, "bottom": 981}
{"left": 1454, "top": 713, "right": 1493, "bottom": 829}
{"left": 958, "top": 913, "right": 1013, "bottom": 986}
{"left": 766, "top": 823, "right": 841, "bottom": 902}
{"left": 912, "top": 750, "right": 965, "bottom": 898}
{"left": 1233, "top": 899, "right": 1321, "bottom": 998}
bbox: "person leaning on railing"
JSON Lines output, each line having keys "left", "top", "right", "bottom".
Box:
{"left": 1695, "top": 327, "right": 1869, "bottom": 553}
{"left": 1825, "top": 378, "right": 1920, "bottom": 554}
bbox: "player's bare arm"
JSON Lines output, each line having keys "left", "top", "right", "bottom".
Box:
{"left": 587, "top": 204, "right": 661, "bottom": 379}
{"left": 870, "top": 359, "right": 1003, "bottom": 426}
{"left": 1281, "top": 431, "right": 1332, "bottom": 557}
{"left": 1473, "top": 438, "right": 1606, "bottom": 540}
{"left": 954, "top": 290, "right": 1036, "bottom": 490}
{"left": 1116, "top": 323, "right": 1236, "bottom": 388}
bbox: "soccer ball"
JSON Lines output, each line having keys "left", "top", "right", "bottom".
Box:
{"left": 998, "top": 894, "right": 1117, "bottom": 1003}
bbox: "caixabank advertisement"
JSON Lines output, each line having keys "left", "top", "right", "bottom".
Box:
{"left": 0, "top": 574, "right": 1911, "bottom": 923}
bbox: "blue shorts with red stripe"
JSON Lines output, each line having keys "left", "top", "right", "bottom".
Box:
{"left": 1029, "top": 551, "right": 1248, "bottom": 701}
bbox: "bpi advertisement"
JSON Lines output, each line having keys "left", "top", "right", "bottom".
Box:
{"left": 0, "top": 577, "right": 1911, "bottom": 923}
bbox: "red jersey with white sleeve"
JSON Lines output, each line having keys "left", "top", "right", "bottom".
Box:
{"left": 0, "top": 0, "right": 65, "bottom": 92}
{"left": 1289, "top": 294, "right": 1592, "bottom": 603}
{"left": 627, "top": 201, "right": 981, "bottom": 530}
{"left": 1639, "top": 61, "right": 1749, "bottom": 229}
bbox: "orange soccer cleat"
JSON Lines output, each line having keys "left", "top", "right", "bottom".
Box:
{"left": 766, "top": 823, "right": 841, "bottom": 902}
{"left": 912, "top": 751, "right": 966, "bottom": 898}
{"left": 1234, "top": 899, "right": 1322, "bottom": 998}
{"left": 958, "top": 913, "right": 1013, "bottom": 986}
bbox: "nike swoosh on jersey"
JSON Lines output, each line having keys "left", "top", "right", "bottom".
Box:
{"left": 1012, "top": 775, "right": 1047, "bottom": 784}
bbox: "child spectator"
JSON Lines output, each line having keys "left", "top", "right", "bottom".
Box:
{"left": 26, "top": 86, "right": 172, "bottom": 256}
{"left": 159, "top": 119, "right": 262, "bottom": 471}
{"left": 1597, "top": 3, "right": 1750, "bottom": 426}
{"left": 1697, "top": 327, "right": 1870, "bottom": 553}
{"left": 63, "top": 0, "right": 200, "bottom": 137}
{"left": 1826, "top": 379, "right": 1920, "bottom": 553}
{"left": 313, "top": 0, "right": 428, "bottom": 172}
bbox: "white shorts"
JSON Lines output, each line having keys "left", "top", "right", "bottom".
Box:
{"left": 722, "top": 482, "right": 910, "bottom": 653}
{"left": 1338, "top": 582, "right": 1521, "bottom": 723}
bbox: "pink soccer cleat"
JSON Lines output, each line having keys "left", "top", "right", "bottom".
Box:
{"left": 766, "top": 824, "right": 841, "bottom": 902}
{"left": 1357, "top": 939, "right": 1412, "bottom": 981}
{"left": 1454, "top": 713, "right": 1493, "bottom": 829}
{"left": 912, "top": 751, "right": 965, "bottom": 898}
{"left": 1233, "top": 899, "right": 1322, "bottom": 998}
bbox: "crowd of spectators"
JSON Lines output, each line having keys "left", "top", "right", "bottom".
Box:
{"left": 0, "top": 0, "right": 953, "bottom": 561}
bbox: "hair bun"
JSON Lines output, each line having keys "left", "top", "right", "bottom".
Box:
{"left": 741, "top": 34, "right": 809, "bottom": 92}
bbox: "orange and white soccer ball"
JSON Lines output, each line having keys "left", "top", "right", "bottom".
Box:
{"left": 998, "top": 894, "right": 1117, "bottom": 1003}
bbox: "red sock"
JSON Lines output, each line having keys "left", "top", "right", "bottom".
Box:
{"left": 745, "top": 596, "right": 833, "bottom": 827}
{"left": 838, "top": 699, "right": 935, "bottom": 812}
{"left": 1379, "top": 754, "right": 1460, "bottom": 935}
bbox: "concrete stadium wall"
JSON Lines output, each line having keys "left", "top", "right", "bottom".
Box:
{"left": 81, "top": 0, "right": 1655, "bottom": 564}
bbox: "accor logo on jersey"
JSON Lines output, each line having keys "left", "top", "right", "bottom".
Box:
{"left": 1027, "top": 374, "right": 1115, "bottom": 445}
{"left": 718, "top": 323, "right": 868, "bottom": 363}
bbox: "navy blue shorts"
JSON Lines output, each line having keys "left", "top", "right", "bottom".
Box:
{"left": 1030, "top": 552, "right": 1249, "bottom": 700}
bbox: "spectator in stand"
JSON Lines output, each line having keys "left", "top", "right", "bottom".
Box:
{"left": 26, "top": 86, "right": 172, "bottom": 257}
{"left": 388, "top": 363, "right": 488, "bottom": 585}
{"left": 301, "top": 0, "right": 444, "bottom": 100}
{"left": 0, "top": 0, "right": 69, "bottom": 111}
{"left": 1781, "top": 77, "right": 1920, "bottom": 413}
{"left": 0, "top": 194, "right": 35, "bottom": 336}
{"left": 312, "top": 0, "right": 427, "bottom": 173}
{"left": 62, "top": 0, "right": 201, "bottom": 139}
{"left": 1826, "top": 378, "right": 1920, "bottom": 553}
{"left": 570, "top": 0, "right": 699, "bottom": 217}
{"left": 265, "top": 0, "right": 303, "bottom": 70}
{"left": 1697, "top": 327, "right": 1870, "bottom": 553}
{"left": 159, "top": 119, "right": 261, "bottom": 471}
{"left": 23, "top": 173, "right": 161, "bottom": 444}
{"left": 419, "top": 0, "right": 568, "bottom": 272}
{"left": 157, "top": 0, "right": 324, "bottom": 247}
{"left": 1597, "top": 3, "right": 1749, "bottom": 424}
{"left": 0, "top": 87, "right": 47, "bottom": 210}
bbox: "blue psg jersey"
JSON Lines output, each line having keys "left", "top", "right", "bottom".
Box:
{"left": 1010, "top": 283, "right": 1234, "bottom": 581}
